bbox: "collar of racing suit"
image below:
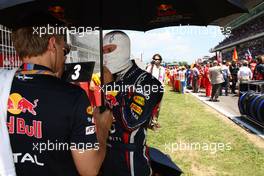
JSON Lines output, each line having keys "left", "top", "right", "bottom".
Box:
{"left": 115, "top": 61, "right": 134, "bottom": 82}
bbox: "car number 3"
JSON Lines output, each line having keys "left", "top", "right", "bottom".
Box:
{"left": 71, "top": 64, "right": 81, "bottom": 80}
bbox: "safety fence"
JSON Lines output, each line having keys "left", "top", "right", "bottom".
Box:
{"left": 0, "top": 25, "right": 21, "bottom": 69}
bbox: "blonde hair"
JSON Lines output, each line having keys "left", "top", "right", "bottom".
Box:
{"left": 12, "top": 27, "right": 63, "bottom": 59}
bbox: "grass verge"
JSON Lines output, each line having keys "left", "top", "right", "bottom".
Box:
{"left": 148, "top": 88, "right": 264, "bottom": 176}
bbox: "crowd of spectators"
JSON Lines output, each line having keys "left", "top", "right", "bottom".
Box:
{"left": 217, "top": 37, "right": 264, "bottom": 61}
{"left": 165, "top": 55, "right": 264, "bottom": 101}
{"left": 216, "top": 15, "right": 264, "bottom": 48}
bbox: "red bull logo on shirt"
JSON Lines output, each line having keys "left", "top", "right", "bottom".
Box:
{"left": 8, "top": 93, "right": 38, "bottom": 116}
{"left": 7, "top": 116, "right": 42, "bottom": 139}
{"left": 7, "top": 93, "right": 42, "bottom": 139}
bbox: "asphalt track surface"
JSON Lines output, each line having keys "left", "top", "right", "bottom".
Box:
{"left": 188, "top": 89, "right": 264, "bottom": 140}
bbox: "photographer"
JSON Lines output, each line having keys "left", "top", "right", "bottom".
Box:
{"left": 146, "top": 54, "right": 166, "bottom": 85}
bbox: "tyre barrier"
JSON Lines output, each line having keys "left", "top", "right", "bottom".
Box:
{"left": 238, "top": 91, "right": 264, "bottom": 125}
{"left": 238, "top": 91, "right": 254, "bottom": 115}
{"left": 257, "top": 97, "right": 264, "bottom": 123}
{"left": 250, "top": 95, "right": 264, "bottom": 123}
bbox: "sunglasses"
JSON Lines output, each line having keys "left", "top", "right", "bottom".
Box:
{"left": 153, "top": 58, "right": 161, "bottom": 61}
{"left": 63, "top": 44, "right": 71, "bottom": 56}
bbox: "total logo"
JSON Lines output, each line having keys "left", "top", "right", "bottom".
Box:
{"left": 8, "top": 93, "right": 39, "bottom": 116}
{"left": 13, "top": 153, "right": 44, "bottom": 166}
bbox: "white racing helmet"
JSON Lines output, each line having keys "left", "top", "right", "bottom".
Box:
{"left": 103, "top": 31, "right": 132, "bottom": 74}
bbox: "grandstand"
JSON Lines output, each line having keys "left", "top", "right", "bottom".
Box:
{"left": 211, "top": 1, "right": 264, "bottom": 61}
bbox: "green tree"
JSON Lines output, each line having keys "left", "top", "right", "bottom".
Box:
{"left": 178, "top": 61, "right": 188, "bottom": 66}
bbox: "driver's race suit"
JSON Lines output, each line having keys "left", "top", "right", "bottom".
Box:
{"left": 102, "top": 64, "right": 163, "bottom": 176}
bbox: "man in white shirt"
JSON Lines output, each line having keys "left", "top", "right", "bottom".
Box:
{"left": 238, "top": 61, "right": 253, "bottom": 82}
{"left": 146, "top": 54, "right": 166, "bottom": 85}
{"left": 238, "top": 60, "right": 252, "bottom": 94}
{"left": 178, "top": 66, "right": 186, "bottom": 94}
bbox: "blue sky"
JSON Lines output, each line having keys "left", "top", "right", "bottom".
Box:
{"left": 123, "top": 25, "right": 226, "bottom": 64}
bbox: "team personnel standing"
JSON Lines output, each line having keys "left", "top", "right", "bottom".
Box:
{"left": 198, "top": 64, "right": 205, "bottom": 89}
{"left": 186, "top": 65, "right": 192, "bottom": 89}
{"left": 209, "top": 61, "right": 224, "bottom": 102}
{"left": 3, "top": 25, "right": 113, "bottom": 176}
{"left": 102, "top": 31, "right": 164, "bottom": 176}
{"left": 229, "top": 61, "right": 239, "bottom": 94}
{"left": 204, "top": 62, "right": 211, "bottom": 97}
{"left": 173, "top": 64, "right": 179, "bottom": 91}
{"left": 178, "top": 66, "right": 186, "bottom": 94}
{"left": 192, "top": 64, "right": 200, "bottom": 93}
{"left": 254, "top": 55, "right": 264, "bottom": 80}
{"left": 238, "top": 60, "right": 253, "bottom": 93}
{"left": 169, "top": 66, "right": 175, "bottom": 90}
{"left": 146, "top": 54, "right": 166, "bottom": 85}
{"left": 220, "top": 60, "right": 231, "bottom": 96}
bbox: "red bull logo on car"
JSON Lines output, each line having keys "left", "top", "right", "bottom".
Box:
{"left": 8, "top": 93, "right": 38, "bottom": 116}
